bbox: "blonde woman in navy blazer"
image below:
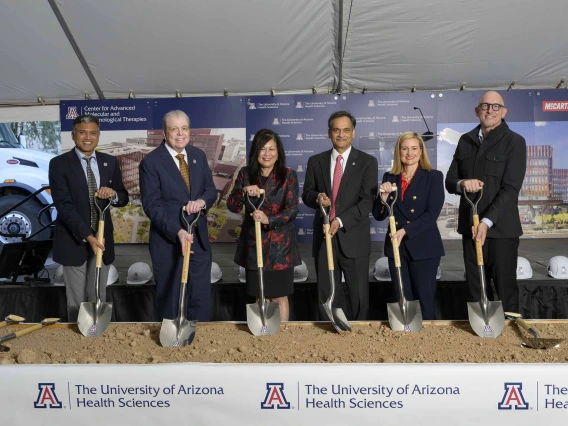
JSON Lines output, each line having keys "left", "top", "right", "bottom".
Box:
{"left": 372, "top": 132, "right": 445, "bottom": 319}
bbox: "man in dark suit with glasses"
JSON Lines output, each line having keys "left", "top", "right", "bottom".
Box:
{"left": 445, "top": 91, "right": 526, "bottom": 312}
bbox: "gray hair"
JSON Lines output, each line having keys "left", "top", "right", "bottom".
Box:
{"left": 72, "top": 114, "right": 100, "bottom": 131}
{"left": 162, "top": 110, "right": 190, "bottom": 132}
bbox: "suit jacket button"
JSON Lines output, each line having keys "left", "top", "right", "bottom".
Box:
{"left": 407, "top": 220, "right": 410, "bottom": 224}
{"left": 412, "top": 196, "right": 416, "bottom": 200}
{"left": 395, "top": 222, "right": 399, "bottom": 225}
{"left": 390, "top": 196, "right": 393, "bottom": 200}
{"left": 410, "top": 209, "right": 414, "bottom": 213}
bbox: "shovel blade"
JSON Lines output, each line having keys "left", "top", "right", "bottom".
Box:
{"left": 522, "top": 337, "right": 563, "bottom": 350}
{"left": 467, "top": 301, "right": 505, "bottom": 338}
{"left": 246, "top": 302, "right": 280, "bottom": 336}
{"left": 322, "top": 302, "right": 351, "bottom": 333}
{"left": 159, "top": 318, "right": 197, "bottom": 347}
{"left": 77, "top": 302, "right": 113, "bottom": 337}
{"left": 387, "top": 300, "right": 422, "bottom": 332}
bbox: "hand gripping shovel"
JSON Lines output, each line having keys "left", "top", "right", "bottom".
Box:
{"left": 505, "top": 312, "right": 563, "bottom": 349}
{"left": 0, "top": 314, "right": 25, "bottom": 328}
{"left": 464, "top": 188, "right": 505, "bottom": 338}
{"left": 159, "top": 207, "right": 202, "bottom": 347}
{"left": 0, "top": 318, "right": 60, "bottom": 352}
{"left": 318, "top": 195, "right": 351, "bottom": 333}
{"left": 380, "top": 186, "right": 422, "bottom": 332}
{"left": 246, "top": 189, "right": 280, "bottom": 336}
{"left": 77, "top": 194, "right": 113, "bottom": 337}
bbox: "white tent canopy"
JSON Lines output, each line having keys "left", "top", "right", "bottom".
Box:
{"left": 0, "top": 0, "right": 566, "bottom": 106}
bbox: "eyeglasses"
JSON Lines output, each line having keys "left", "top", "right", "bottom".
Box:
{"left": 478, "top": 102, "right": 505, "bottom": 111}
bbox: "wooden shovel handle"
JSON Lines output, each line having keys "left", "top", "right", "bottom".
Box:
{"left": 14, "top": 323, "right": 43, "bottom": 338}
{"left": 472, "top": 214, "right": 484, "bottom": 266}
{"left": 181, "top": 239, "right": 191, "bottom": 285}
{"left": 96, "top": 220, "right": 105, "bottom": 268}
{"left": 255, "top": 221, "right": 263, "bottom": 268}
{"left": 324, "top": 223, "right": 334, "bottom": 271}
{"left": 388, "top": 216, "right": 401, "bottom": 268}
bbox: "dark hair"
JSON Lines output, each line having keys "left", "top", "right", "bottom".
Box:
{"left": 72, "top": 114, "right": 100, "bottom": 131}
{"left": 327, "top": 110, "right": 356, "bottom": 130}
{"left": 248, "top": 129, "right": 286, "bottom": 184}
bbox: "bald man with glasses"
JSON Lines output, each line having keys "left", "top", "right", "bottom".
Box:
{"left": 445, "top": 91, "right": 526, "bottom": 313}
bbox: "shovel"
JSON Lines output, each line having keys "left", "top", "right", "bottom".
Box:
{"left": 380, "top": 186, "right": 422, "bottom": 332}
{"left": 246, "top": 189, "right": 280, "bottom": 336}
{"left": 0, "top": 314, "right": 25, "bottom": 328}
{"left": 505, "top": 312, "right": 563, "bottom": 349}
{"left": 0, "top": 318, "right": 60, "bottom": 352}
{"left": 77, "top": 194, "right": 113, "bottom": 337}
{"left": 159, "top": 207, "right": 202, "bottom": 347}
{"left": 317, "top": 195, "right": 351, "bottom": 333}
{"left": 464, "top": 188, "right": 505, "bottom": 338}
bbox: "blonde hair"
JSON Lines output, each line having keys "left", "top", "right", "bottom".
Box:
{"left": 390, "top": 131, "right": 432, "bottom": 174}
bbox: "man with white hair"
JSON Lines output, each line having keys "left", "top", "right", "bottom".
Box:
{"left": 139, "top": 110, "right": 217, "bottom": 322}
{"left": 445, "top": 91, "right": 526, "bottom": 312}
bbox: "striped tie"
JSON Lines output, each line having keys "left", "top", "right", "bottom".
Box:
{"left": 175, "top": 153, "right": 191, "bottom": 191}
{"left": 83, "top": 156, "right": 98, "bottom": 231}
{"left": 330, "top": 155, "right": 343, "bottom": 220}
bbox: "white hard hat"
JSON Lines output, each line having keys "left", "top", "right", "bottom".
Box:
{"left": 238, "top": 266, "right": 246, "bottom": 283}
{"left": 293, "top": 261, "right": 308, "bottom": 282}
{"left": 54, "top": 265, "right": 64, "bottom": 285}
{"left": 126, "top": 262, "right": 153, "bottom": 284}
{"left": 548, "top": 256, "right": 568, "bottom": 279}
{"left": 516, "top": 257, "right": 533, "bottom": 280}
{"left": 211, "top": 262, "right": 222, "bottom": 283}
{"left": 373, "top": 257, "right": 390, "bottom": 281}
{"left": 436, "top": 266, "right": 442, "bottom": 280}
{"left": 107, "top": 264, "right": 119, "bottom": 285}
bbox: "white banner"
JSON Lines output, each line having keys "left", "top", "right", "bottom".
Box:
{"left": 2, "top": 363, "right": 567, "bottom": 425}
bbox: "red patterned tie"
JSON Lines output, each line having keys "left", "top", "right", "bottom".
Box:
{"left": 330, "top": 155, "right": 343, "bottom": 220}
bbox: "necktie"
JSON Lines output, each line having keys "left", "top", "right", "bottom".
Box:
{"left": 330, "top": 155, "right": 343, "bottom": 220}
{"left": 83, "top": 156, "right": 98, "bottom": 231}
{"left": 175, "top": 153, "right": 191, "bottom": 191}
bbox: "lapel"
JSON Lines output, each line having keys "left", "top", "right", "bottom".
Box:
{"left": 160, "top": 143, "right": 191, "bottom": 197}
{"left": 393, "top": 173, "right": 410, "bottom": 220}
{"left": 318, "top": 149, "right": 332, "bottom": 196}
{"left": 67, "top": 149, "right": 89, "bottom": 198}
{"left": 95, "top": 152, "right": 109, "bottom": 187}
{"left": 338, "top": 147, "right": 359, "bottom": 197}
{"left": 185, "top": 145, "right": 197, "bottom": 199}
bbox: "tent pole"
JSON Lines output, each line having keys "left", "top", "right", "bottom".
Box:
{"left": 336, "top": 0, "right": 344, "bottom": 94}
{"left": 48, "top": 0, "right": 106, "bottom": 100}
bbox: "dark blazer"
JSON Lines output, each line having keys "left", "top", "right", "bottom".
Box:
{"left": 227, "top": 167, "right": 301, "bottom": 271}
{"left": 445, "top": 120, "right": 526, "bottom": 238}
{"left": 372, "top": 167, "right": 445, "bottom": 261}
{"left": 48, "top": 149, "right": 129, "bottom": 266}
{"left": 302, "top": 147, "right": 378, "bottom": 258}
{"left": 139, "top": 142, "right": 217, "bottom": 253}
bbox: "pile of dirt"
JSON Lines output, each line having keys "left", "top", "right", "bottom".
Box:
{"left": 1, "top": 321, "right": 567, "bottom": 365}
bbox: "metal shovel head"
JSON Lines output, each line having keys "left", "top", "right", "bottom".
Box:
{"left": 322, "top": 302, "right": 351, "bottom": 333}
{"left": 387, "top": 300, "right": 422, "bottom": 332}
{"left": 159, "top": 318, "right": 197, "bottom": 347}
{"left": 521, "top": 337, "right": 563, "bottom": 350}
{"left": 77, "top": 302, "right": 113, "bottom": 337}
{"left": 246, "top": 301, "right": 280, "bottom": 336}
{"left": 467, "top": 300, "right": 505, "bottom": 338}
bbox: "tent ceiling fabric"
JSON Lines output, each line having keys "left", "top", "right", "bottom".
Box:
{"left": 0, "top": 1, "right": 95, "bottom": 105}
{"left": 55, "top": 0, "right": 334, "bottom": 98}
{"left": 0, "top": 0, "right": 566, "bottom": 105}
{"left": 341, "top": 0, "right": 568, "bottom": 92}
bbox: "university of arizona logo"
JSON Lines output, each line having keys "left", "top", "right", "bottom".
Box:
{"left": 261, "top": 383, "right": 291, "bottom": 409}
{"left": 260, "top": 325, "right": 269, "bottom": 334}
{"left": 404, "top": 325, "right": 411, "bottom": 332}
{"left": 66, "top": 107, "right": 78, "bottom": 120}
{"left": 498, "top": 383, "right": 529, "bottom": 410}
{"left": 34, "top": 383, "right": 63, "bottom": 409}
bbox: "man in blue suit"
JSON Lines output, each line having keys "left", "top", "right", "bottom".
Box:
{"left": 372, "top": 132, "right": 444, "bottom": 320}
{"left": 139, "top": 110, "right": 217, "bottom": 322}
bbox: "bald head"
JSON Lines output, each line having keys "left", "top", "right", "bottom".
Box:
{"left": 479, "top": 91, "right": 505, "bottom": 106}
